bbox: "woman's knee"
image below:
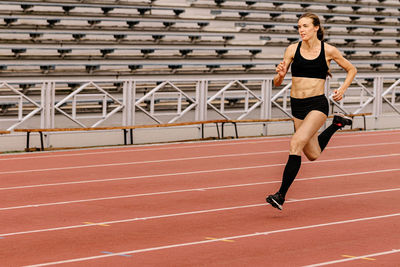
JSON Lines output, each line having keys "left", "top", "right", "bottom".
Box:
{"left": 305, "top": 151, "right": 320, "bottom": 161}
{"left": 289, "top": 136, "right": 307, "bottom": 154}
{"left": 303, "top": 142, "right": 321, "bottom": 161}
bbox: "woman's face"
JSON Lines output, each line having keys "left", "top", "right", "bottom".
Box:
{"left": 297, "top": 17, "right": 319, "bottom": 41}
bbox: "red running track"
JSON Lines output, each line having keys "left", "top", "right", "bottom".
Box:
{"left": 0, "top": 130, "right": 399, "bottom": 266}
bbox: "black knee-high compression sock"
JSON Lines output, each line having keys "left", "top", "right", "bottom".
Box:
{"left": 318, "top": 124, "right": 341, "bottom": 152}
{"left": 278, "top": 155, "right": 301, "bottom": 199}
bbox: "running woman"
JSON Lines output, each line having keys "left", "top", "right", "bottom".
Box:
{"left": 266, "top": 13, "right": 357, "bottom": 210}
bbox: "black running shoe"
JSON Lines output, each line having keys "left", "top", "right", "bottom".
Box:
{"left": 266, "top": 192, "right": 285, "bottom": 210}
{"left": 333, "top": 113, "right": 352, "bottom": 128}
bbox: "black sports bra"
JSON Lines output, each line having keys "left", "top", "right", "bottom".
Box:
{"left": 291, "top": 41, "right": 329, "bottom": 80}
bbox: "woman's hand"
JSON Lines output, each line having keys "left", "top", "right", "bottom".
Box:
{"left": 275, "top": 61, "right": 287, "bottom": 77}
{"left": 332, "top": 89, "right": 345, "bottom": 101}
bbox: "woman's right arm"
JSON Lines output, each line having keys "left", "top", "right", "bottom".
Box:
{"left": 273, "top": 45, "right": 295, "bottom": 87}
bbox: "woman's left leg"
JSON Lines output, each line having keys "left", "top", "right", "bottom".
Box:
{"left": 279, "top": 111, "right": 327, "bottom": 195}
{"left": 267, "top": 111, "right": 327, "bottom": 210}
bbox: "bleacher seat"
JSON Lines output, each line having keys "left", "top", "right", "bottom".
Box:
{"left": 0, "top": 0, "right": 398, "bottom": 78}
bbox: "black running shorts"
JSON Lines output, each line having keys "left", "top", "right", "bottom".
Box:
{"left": 290, "top": 94, "right": 329, "bottom": 120}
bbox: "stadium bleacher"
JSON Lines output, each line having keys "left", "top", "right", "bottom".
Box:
{"left": 0, "top": 0, "right": 399, "bottom": 78}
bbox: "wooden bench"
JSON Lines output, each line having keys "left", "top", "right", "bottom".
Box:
{"left": 221, "top": 113, "right": 371, "bottom": 138}
{"left": 14, "top": 113, "right": 372, "bottom": 151}
{"left": 0, "top": 131, "right": 10, "bottom": 135}
{"left": 14, "top": 120, "right": 230, "bottom": 151}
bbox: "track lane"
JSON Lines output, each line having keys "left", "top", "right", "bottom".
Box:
{"left": 0, "top": 169, "right": 399, "bottom": 244}
{"left": 1, "top": 129, "right": 398, "bottom": 162}
{"left": 0, "top": 139, "right": 400, "bottom": 189}
{"left": 4, "top": 191, "right": 399, "bottom": 266}
{"left": 70, "top": 215, "right": 400, "bottom": 267}
{"left": 1, "top": 130, "right": 399, "bottom": 266}
{"left": 1, "top": 130, "right": 400, "bottom": 174}
{"left": 0, "top": 149, "right": 399, "bottom": 209}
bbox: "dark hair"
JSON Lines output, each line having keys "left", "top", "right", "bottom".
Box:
{"left": 299, "top": 13, "right": 325, "bottom": 41}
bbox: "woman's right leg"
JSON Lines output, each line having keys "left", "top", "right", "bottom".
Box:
{"left": 317, "top": 113, "right": 353, "bottom": 151}
{"left": 299, "top": 113, "right": 354, "bottom": 162}
{"left": 294, "top": 117, "right": 322, "bottom": 162}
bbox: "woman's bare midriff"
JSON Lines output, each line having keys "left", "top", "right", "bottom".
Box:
{"left": 291, "top": 77, "right": 325, "bottom": 98}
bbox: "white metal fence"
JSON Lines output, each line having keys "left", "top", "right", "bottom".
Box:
{"left": 1, "top": 74, "right": 400, "bottom": 132}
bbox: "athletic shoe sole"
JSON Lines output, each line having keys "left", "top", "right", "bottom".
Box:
{"left": 266, "top": 196, "right": 283, "bottom": 210}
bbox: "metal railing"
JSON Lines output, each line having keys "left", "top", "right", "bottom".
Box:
{"left": 0, "top": 74, "right": 399, "bottom": 132}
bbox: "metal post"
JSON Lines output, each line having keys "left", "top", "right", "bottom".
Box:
{"left": 323, "top": 77, "right": 331, "bottom": 130}
{"left": 122, "top": 81, "right": 128, "bottom": 126}
{"left": 131, "top": 80, "right": 136, "bottom": 126}
{"left": 51, "top": 82, "right": 55, "bottom": 129}
{"left": 40, "top": 82, "right": 54, "bottom": 148}
{"left": 196, "top": 80, "right": 207, "bottom": 138}
{"left": 373, "top": 76, "right": 383, "bottom": 128}
{"left": 40, "top": 82, "right": 46, "bottom": 129}
{"left": 261, "top": 79, "right": 272, "bottom": 136}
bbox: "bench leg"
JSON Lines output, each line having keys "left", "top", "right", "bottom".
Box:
{"left": 201, "top": 124, "right": 204, "bottom": 139}
{"left": 221, "top": 122, "right": 238, "bottom": 138}
{"left": 130, "top": 129, "right": 133, "bottom": 145}
{"left": 26, "top": 132, "right": 30, "bottom": 151}
{"left": 363, "top": 115, "right": 366, "bottom": 130}
{"left": 233, "top": 122, "right": 238, "bottom": 138}
{"left": 39, "top": 132, "right": 44, "bottom": 151}
{"left": 123, "top": 129, "right": 127, "bottom": 145}
{"left": 215, "top": 123, "right": 220, "bottom": 139}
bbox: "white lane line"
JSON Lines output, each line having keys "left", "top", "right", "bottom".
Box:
{"left": 335, "top": 130, "right": 400, "bottom": 138}
{"left": 23, "top": 212, "right": 400, "bottom": 267}
{"left": 0, "top": 129, "right": 399, "bottom": 162}
{"left": 0, "top": 164, "right": 271, "bottom": 191}
{"left": 0, "top": 138, "right": 289, "bottom": 161}
{"left": 304, "top": 249, "right": 400, "bottom": 266}
{"left": 1, "top": 167, "right": 400, "bottom": 211}
{"left": 1, "top": 140, "right": 400, "bottom": 175}
{"left": 0, "top": 150, "right": 282, "bottom": 175}
{"left": 1, "top": 162, "right": 399, "bottom": 192}
{"left": 2, "top": 187, "right": 400, "bottom": 238}
{"left": 0, "top": 150, "right": 286, "bottom": 175}
{"left": 1, "top": 139, "right": 400, "bottom": 190}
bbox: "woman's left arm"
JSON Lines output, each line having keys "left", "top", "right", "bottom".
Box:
{"left": 328, "top": 45, "right": 357, "bottom": 101}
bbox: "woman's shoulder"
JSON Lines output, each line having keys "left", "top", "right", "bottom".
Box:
{"left": 286, "top": 42, "right": 299, "bottom": 55}
{"left": 288, "top": 42, "right": 299, "bottom": 50}
{"left": 323, "top": 42, "right": 340, "bottom": 54}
